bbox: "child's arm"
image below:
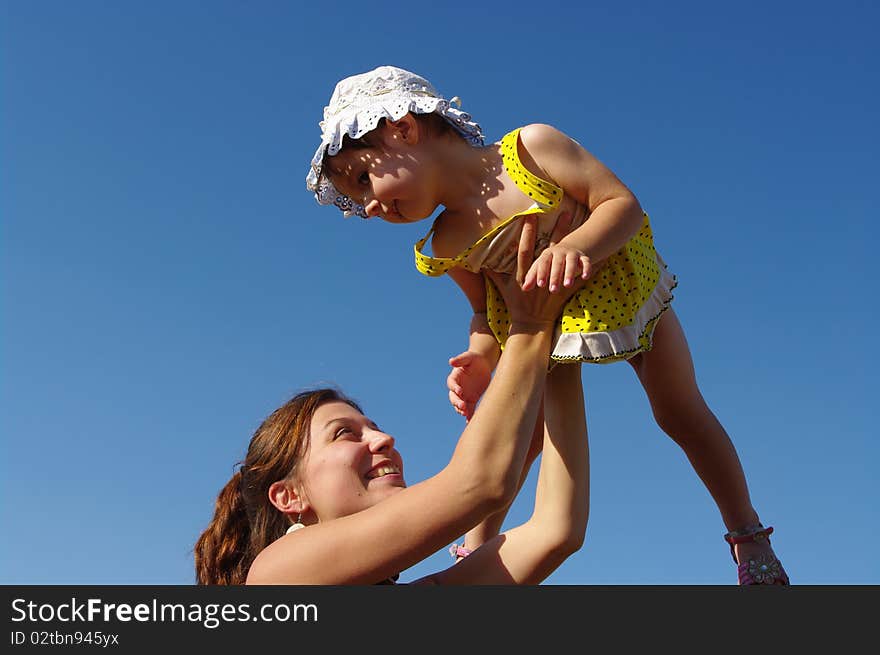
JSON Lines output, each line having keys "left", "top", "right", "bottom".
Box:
{"left": 445, "top": 267, "right": 500, "bottom": 420}
{"left": 516, "top": 124, "right": 646, "bottom": 292}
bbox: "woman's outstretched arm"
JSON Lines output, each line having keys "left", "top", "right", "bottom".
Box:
{"left": 246, "top": 275, "right": 577, "bottom": 585}
{"left": 419, "top": 361, "right": 589, "bottom": 585}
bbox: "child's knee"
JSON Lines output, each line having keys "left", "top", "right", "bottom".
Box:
{"left": 652, "top": 401, "right": 717, "bottom": 443}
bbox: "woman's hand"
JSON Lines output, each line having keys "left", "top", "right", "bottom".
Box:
{"left": 486, "top": 268, "right": 583, "bottom": 328}
{"left": 515, "top": 210, "right": 575, "bottom": 287}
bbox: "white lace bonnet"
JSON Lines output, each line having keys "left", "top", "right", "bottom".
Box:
{"left": 305, "top": 65, "right": 484, "bottom": 218}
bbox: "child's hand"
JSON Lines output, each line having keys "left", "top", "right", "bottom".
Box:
{"left": 447, "top": 350, "right": 493, "bottom": 420}
{"left": 515, "top": 210, "right": 577, "bottom": 290}
{"left": 521, "top": 243, "right": 594, "bottom": 292}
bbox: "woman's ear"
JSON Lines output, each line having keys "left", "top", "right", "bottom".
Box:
{"left": 384, "top": 113, "right": 420, "bottom": 145}
{"left": 268, "top": 480, "right": 308, "bottom": 516}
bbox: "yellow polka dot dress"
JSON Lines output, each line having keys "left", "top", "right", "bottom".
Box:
{"left": 414, "top": 128, "right": 677, "bottom": 364}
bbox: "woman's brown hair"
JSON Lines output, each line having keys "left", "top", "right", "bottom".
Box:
{"left": 194, "top": 388, "right": 362, "bottom": 584}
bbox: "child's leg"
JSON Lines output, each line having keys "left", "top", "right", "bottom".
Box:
{"left": 627, "top": 309, "right": 780, "bottom": 569}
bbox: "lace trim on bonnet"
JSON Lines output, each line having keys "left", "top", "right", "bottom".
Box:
{"left": 306, "top": 65, "right": 484, "bottom": 218}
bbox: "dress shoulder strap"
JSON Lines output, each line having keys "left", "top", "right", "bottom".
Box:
{"left": 414, "top": 221, "right": 455, "bottom": 277}
{"left": 413, "top": 128, "right": 561, "bottom": 278}
{"left": 501, "top": 128, "right": 562, "bottom": 209}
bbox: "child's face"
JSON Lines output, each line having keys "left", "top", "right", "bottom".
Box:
{"left": 325, "top": 126, "right": 439, "bottom": 223}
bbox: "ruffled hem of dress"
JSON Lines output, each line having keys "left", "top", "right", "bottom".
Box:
{"left": 550, "top": 266, "right": 678, "bottom": 364}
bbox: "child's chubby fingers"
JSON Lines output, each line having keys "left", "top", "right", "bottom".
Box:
{"left": 447, "top": 352, "right": 480, "bottom": 398}
{"left": 521, "top": 265, "right": 537, "bottom": 291}
{"left": 448, "top": 389, "right": 467, "bottom": 415}
{"left": 448, "top": 388, "right": 476, "bottom": 419}
{"left": 447, "top": 362, "right": 469, "bottom": 396}
{"left": 528, "top": 252, "right": 553, "bottom": 290}
{"left": 446, "top": 368, "right": 465, "bottom": 399}
{"left": 580, "top": 255, "right": 592, "bottom": 279}
{"left": 459, "top": 398, "right": 476, "bottom": 421}
{"left": 563, "top": 251, "right": 583, "bottom": 287}
{"left": 448, "top": 350, "right": 477, "bottom": 368}
{"left": 548, "top": 253, "right": 567, "bottom": 292}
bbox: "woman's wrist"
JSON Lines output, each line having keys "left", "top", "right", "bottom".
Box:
{"left": 503, "top": 322, "right": 556, "bottom": 363}
{"left": 508, "top": 319, "right": 557, "bottom": 336}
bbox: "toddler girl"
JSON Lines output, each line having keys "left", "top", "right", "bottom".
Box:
{"left": 306, "top": 65, "right": 788, "bottom": 585}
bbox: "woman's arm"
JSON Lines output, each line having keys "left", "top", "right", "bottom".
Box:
{"left": 246, "top": 276, "right": 575, "bottom": 585}
{"left": 423, "top": 361, "right": 589, "bottom": 584}
{"left": 449, "top": 212, "right": 578, "bottom": 550}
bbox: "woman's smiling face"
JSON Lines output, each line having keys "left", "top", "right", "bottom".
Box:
{"left": 299, "top": 401, "right": 406, "bottom": 520}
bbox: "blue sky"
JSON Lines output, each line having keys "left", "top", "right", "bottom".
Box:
{"left": 2, "top": 1, "right": 877, "bottom": 585}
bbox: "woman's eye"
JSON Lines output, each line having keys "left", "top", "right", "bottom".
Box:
{"left": 358, "top": 172, "right": 369, "bottom": 186}
{"left": 334, "top": 427, "right": 354, "bottom": 439}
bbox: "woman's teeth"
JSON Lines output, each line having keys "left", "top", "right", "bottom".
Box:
{"left": 370, "top": 465, "right": 400, "bottom": 479}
